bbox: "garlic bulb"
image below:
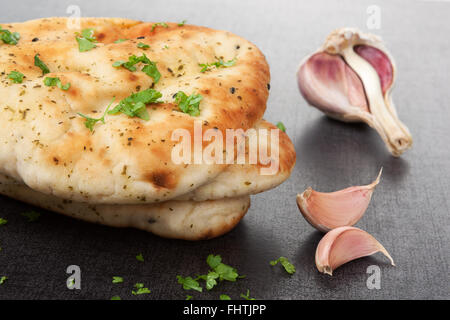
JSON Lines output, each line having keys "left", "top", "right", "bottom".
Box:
{"left": 297, "top": 28, "right": 412, "bottom": 157}
{"left": 297, "top": 169, "right": 382, "bottom": 232}
{"left": 315, "top": 226, "right": 394, "bottom": 275}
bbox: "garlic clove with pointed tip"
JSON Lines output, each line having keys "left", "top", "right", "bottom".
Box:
{"left": 315, "top": 226, "right": 395, "bottom": 276}
{"left": 297, "top": 28, "right": 412, "bottom": 157}
{"left": 297, "top": 169, "right": 382, "bottom": 233}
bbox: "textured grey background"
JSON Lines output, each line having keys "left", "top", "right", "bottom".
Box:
{"left": 0, "top": 0, "right": 449, "bottom": 300}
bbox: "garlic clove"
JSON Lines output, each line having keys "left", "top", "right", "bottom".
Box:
{"left": 297, "top": 28, "right": 412, "bottom": 157}
{"left": 297, "top": 169, "right": 382, "bottom": 232}
{"left": 354, "top": 45, "right": 393, "bottom": 95}
{"left": 297, "top": 52, "right": 370, "bottom": 117}
{"left": 315, "top": 226, "right": 395, "bottom": 276}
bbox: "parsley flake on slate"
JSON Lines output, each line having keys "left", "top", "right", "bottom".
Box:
{"left": 0, "top": 26, "right": 20, "bottom": 45}
{"left": 108, "top": 89, "right": 163, "bottom": 121}
{"left": 135, "top": 253, "right": 145, "bottom": 262}
{"left": 177, "top": 276, "right": 203, "bottom": 292}
{"left": 113, "top": 53, "right": 161, "bottom": 83}
{"left": 0, "top": 218, "right": 7, "bottom": 226}
{"left": 185, "top": 295, "right": 193, "bottom": 300}
{"left": 110, "top": 295, "right": 121, "bottom": 300}
{"left": 199, "top": 57, "right": 236, "bottom": 73}
{"left": 276, "top": 121, "right": 286, "bottom": 132}
{"left": 34, "top": 54, "right": 50, "bottom": 75}
{"left": 151, "top": 22, "right": 168, "bottom": 32}
{"left": 220, "top": 294, "right": 231, "bottom": 300}
{"left": 44, "top": 77, "right": 71, "bottom": 91}
{"left": 137, "top": 42, "right": 150, "bottom": 49}
{"left": 8, "top": 71, "right": 24, "bottom": 84}
{"left": 21, "top": 211, "right": 41, "bottom": 222}
{"left": 240, "top": 289, "right": 256, "bottom": 300}
{"left": 174, "top": 91, "right": 203, "bottom": 116}
{"left": 270, "top": 256, "right": 296, "bottom": 275}
{"left": 78, "top": 98, "right": 115, "bottom": 132}
{"left": 194, "top": 254, "right": 241, "bottom": 291}
{"left": 196, "top": 272, "right": 219, "bottom": 290}
{"left": 175, "top": 254, "right": 243, "bottom": 295}
{"left": 207, "top": 254, "right": 239, "bottom": 282}
{"left": 0, "top": 276, "right": 7, "bottom": 285}
{"left": 112, "top": 276, "right": 124, "bottom": 284}
{"left": 76, "top": 28, "right": 97, "bottom": 52}
{"left": 132, "top": 283, "right": 151, "bottom": 295}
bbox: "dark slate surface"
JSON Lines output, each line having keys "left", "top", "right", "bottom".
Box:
{"left": 0, "top": 0, "right": 448, "bottom": 300}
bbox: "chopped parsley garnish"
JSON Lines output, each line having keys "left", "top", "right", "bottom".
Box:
{"left": 76, "top": 28, "right": 97, "bottom": 52}
{"left": 112, "top": 276, "right": 123, "bottom": 284}
{"left": 21, "top": 211, "right": 41, "bottom": 222}
{"left": 240, "top": 289, "right": 255, "bottom": 300}
{"left": 34, "top": 54, "right": 50, "bottom": 75}
{"left": 177, "top": 276, "right": 203, "bottom": 292}
{"left": 113, "top": 55, "right": 142, "bottom": 71}
{"left": 113, "top": 53, "right": 161, "bottom": 83}
{"left": 0, "top": 276, "right": 7, "bottom": 285}
{"left": 193, "top": 254, "right": 241, "bottom": 291}
{"left": 44, "top": 77, "right": 71, "bottom": 91}
{"left": 196, "top": 272, "right": 219, "bottom": 290}
{"left": 0, "top": 26, "right": 20, "bottom": 45}
{"left": 206, "top": 254, "right": 239, "bottom": 282}
{"left": 80, "top": 28, "right": 96, "bottom": 42}
{"left": 137, "top": 42, "right": 150, "bottom": 49}
{"left": 77, "top": 97, "right": 115, "bottom": 132}
{"left": 199, "top": 57, "right": 236, "bottom": 73}
{"left": 185, "top": 295, "right": 193, "bottom": 300}
{"left": 176, "top": 254, "right": 242, "bottom": 294}
{"left": 114, "top": 39, "right": 128, "bottom": 43}
{"left": 132, "top": 283, "right": 151, "bottom": 295}
{"left": 0, "top": 218, "right": 7, "bottom": 226}
{"left": 220, "top": 294, "right": 231, "bottom": 300}
{"left": 174, "top": 91, "right": 203, "bottom": 116}
{"left": 108, "top": 89, "right": 163, "bottom": 121}
{"left": 178, "top": 20, "right": 187, "bottom": 26}
{"left": 151, "top": 22, "right": 168, "bottom": 32}
{"left": 136, "top": 253, "right": 144, "bottom": 262}
{"left": 141, "top": 61, "right": 161, "bottom": 83}
{"left": 270, "top": 256, "right": 296, "bottom": 275}
{"left": 276, "top": 121, "right": 286, "bottom": 132}
{"left": 110, "top": 295, "right": 121, "bottom": 300}
{"left": 8, "top": 71, "right": 24, "bottom": 84}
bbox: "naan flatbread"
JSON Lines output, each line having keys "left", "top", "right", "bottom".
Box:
{"left": 0, "top": 18, "right": 296, "bottom": 239}
{"left": 0, "top": 17, "right": 270, "bottom": 204}
{"left": 175, "top": 120, "right": 296, "bottom": 201}
{"left": 0, "top": 173, "right": 249, "bottom": 240}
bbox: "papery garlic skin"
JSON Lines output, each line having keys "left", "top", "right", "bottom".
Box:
{"left": 297, "top": 28, "right": 412, "bottom": 157}
{"left": 297, "top": 169, "right": 382, "bottom": 233}
{"left": 315, "top": 226, "right": 395, "bottom": 276}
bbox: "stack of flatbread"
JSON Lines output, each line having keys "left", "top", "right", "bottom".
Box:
{"left": 0, "top": 18, "right": 295, "bottom": 240}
